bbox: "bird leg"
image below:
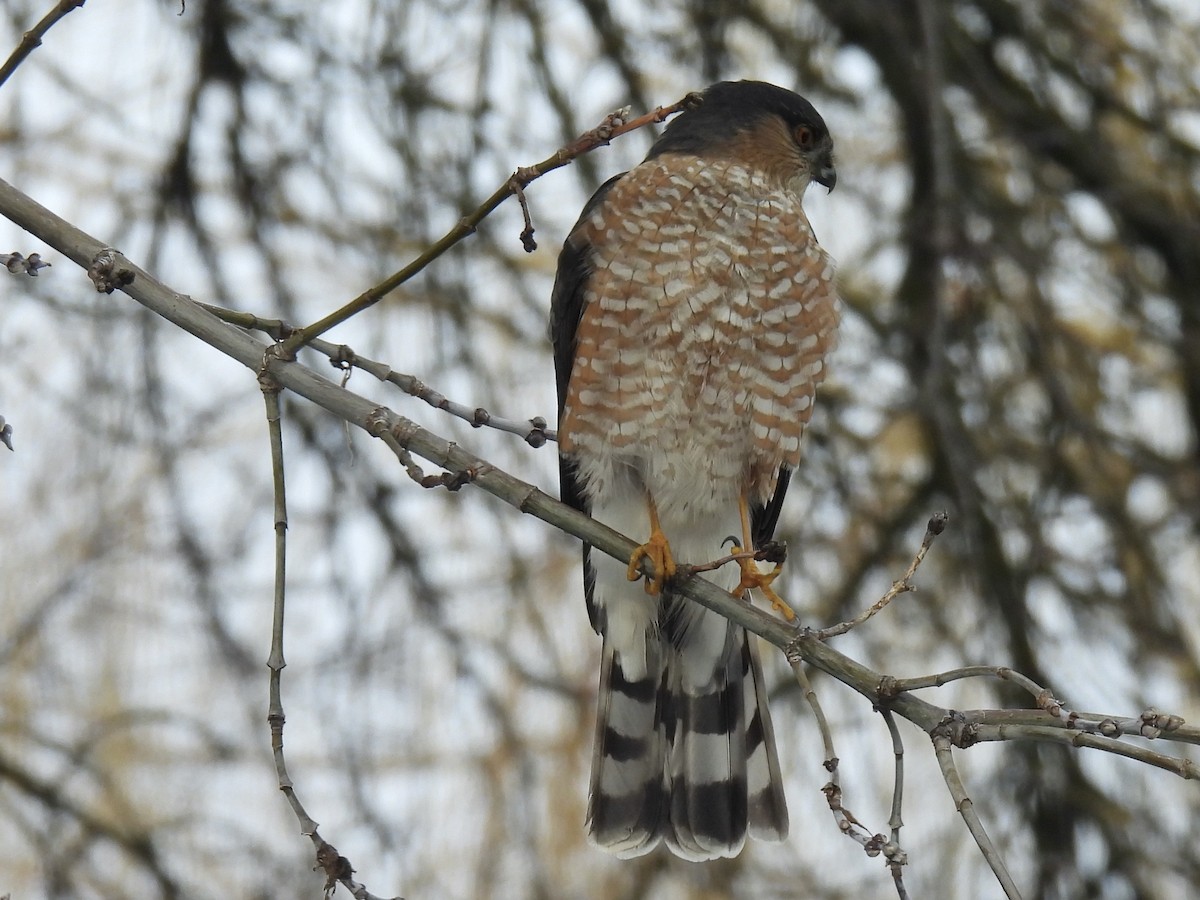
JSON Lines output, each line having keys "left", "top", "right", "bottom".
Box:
{"left": 731, "top": 495, "right": 796, "bottom": 621}
{"left": 626, "top": 495, "right": 676, "bottom": 595}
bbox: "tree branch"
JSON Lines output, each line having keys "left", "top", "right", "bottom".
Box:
{"left": 0, "top": 0, "right": 87, "bottom": 92}
{"left": 280, "top": 91, "right": 703, "bottom": 352}
{"left": 932, "top": 730, "right": 1022, "bottom": 899}
{"left": 0, "top": 170, "right": 948, "bottom": 723}
{"left": 1, "top": 161, "right": 1194, "bottom": 898}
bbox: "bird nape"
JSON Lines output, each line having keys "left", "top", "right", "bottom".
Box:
{"left": 551, "top": 80, "right": 839, "bottom": 860}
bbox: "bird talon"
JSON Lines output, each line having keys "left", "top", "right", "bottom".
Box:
{"left": 627, "top": 528, "right": 676, "bottom": 595}
{"left": 731, "top": 548, "right": 796, "bottom": 621}
{"left": 764, "top": 585, "right": 797, "bottom": 622}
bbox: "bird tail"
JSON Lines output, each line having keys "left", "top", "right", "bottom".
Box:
{"left": 586, "top": 639, "right": 668, "bottom": 857}
{"left": 586, "top": 620, "right": 788, "bottom": 860}
{"left": 664, "top": 625, "right": 789, "bottom": 859}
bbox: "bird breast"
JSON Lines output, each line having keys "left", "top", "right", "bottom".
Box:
{"left": 560, "top": 154, "right": 839, "bottom": 514}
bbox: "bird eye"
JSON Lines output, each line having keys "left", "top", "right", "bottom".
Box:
{"left": 794, "top": 125, "right": 815, "bottom": 149}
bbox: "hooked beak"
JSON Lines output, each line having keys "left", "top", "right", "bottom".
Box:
{"left": 814, "top": 155, "right": 837, "bottom": 193}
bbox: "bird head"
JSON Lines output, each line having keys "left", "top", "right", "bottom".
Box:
{"left": 647, "top": 80, "right": 837, "bottom": 196}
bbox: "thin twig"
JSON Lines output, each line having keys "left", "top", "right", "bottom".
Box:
{"left": 817, "top": 512, "right": 947, "bottom": 639}
{"left": 261, "top": 362, "right": 401, "bottom": 900}
{"left": 789, "top": 655, "right": 896, "bottom": 862}
{"left": 885, "top": 667, "right": 1189, "bottom": 741}
{"left": 969, "top": 721, "right": 1200, "bottom": 779}
{"left": 682, "top": 541, "right": 785, "bottom": 576}
{"left": 197, "top": 302, "right": 296, "bottom": 340}
{"left": 510, "top": 179, "right": 537, "bottom": 252}
{"left": 376, "top": 420, "right": 476, "bottom": 491}
{"left": 262, "top": 368, "right": 306, "bottom": 826}
{"left": 198, "top": 302, "right": 558, "bottom": 447}
{"left": 0, "top": 0, "right": 86, "bottom": 91}
{"left": 327, "top": 343, "right": 555, "bottom": 448}
{"left": 932, "top": 730, "right": 1023, "bottom": 900}
{"left": 280, "top": 91, "right": 703, "bottom": 352}
{"left": 879, "top": 707, "right": 910, "bottom": 896}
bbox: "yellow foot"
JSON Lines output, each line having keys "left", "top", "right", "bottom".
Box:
{"left": 627, "top": 528, "right": 676, "bottom": 596}
{"left": 731, "top": 546, "right": 796, "bottom": 622}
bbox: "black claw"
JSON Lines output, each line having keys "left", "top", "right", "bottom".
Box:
{"left": 722, "top": 535, "right": 742, "bottom": 550}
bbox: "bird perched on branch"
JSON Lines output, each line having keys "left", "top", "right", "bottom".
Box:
{"left": 551, "top": 80, "right": 839, "bottom": 860}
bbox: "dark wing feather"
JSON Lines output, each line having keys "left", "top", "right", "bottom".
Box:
{"left": 549, "top": 173, "right": 625, "bottom": 634}
{"left": 550, "top": 172, "right": 625, "bottom": 417}
{"left": 751, "top": 465, "right": 791, "bottom": 548}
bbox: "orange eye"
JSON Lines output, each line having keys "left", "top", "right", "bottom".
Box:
{"left": 794, "top": 125, "right": 814, "bottom": 149}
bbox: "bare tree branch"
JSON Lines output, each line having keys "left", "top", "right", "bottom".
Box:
{"left": 0, "top": 0, "right": 86, "bottom": 91}
{"left": 1, "top": 129, "right": 1196, "bottom": 897}
{"left": 932, "top": 729, "right": 1022, "bottom": 899}
{"left": 816, "top": 512, "right": 947, "bottom": 639}
{"left": 281, "top": 92, "right": 703, "bottom": 351}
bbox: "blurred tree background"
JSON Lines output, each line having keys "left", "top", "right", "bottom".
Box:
{"left": 1, "top": 1, "right": 1198, "bottom": 898}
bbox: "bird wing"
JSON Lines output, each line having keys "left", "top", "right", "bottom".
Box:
{"left": 550, "top": 172, "right": 626, "bottom": 634}
{"left": 751, "top": 465, "right": 791, "bottom": 549}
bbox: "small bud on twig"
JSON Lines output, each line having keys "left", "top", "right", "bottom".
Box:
{"left": 0, "top": 251, "right": 50, "bottom": 276}
{"left": 88, "top": 248, "right": 135, "bottom": 294}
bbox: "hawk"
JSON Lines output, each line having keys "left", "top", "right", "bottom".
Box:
{"left": 551, "top": 81, "right": 839, "bottom": 860}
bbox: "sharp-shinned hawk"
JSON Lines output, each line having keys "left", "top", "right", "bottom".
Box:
{"left": 551, "top": 80, "right": 839, "bottom": 860}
